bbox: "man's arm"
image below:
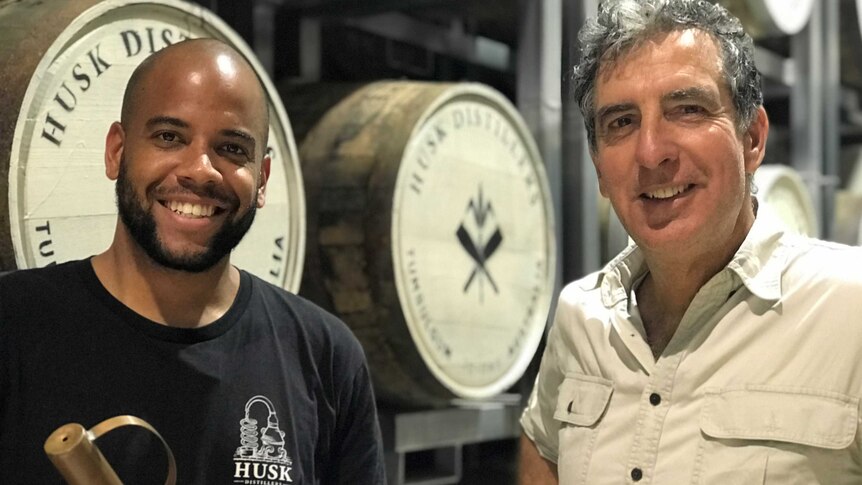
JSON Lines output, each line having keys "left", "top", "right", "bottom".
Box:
{"left": 332, "top": 359, "right": 385, "bottom": 485}
{"left": 518, "top": 432, "right": 558, "bottom": 485}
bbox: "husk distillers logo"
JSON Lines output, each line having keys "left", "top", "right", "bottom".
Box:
{"left": 456, "top": 185, "right": 503, "bottom": 302}
{"left": 233, "top": 396, "right": 294, "bottom": 484}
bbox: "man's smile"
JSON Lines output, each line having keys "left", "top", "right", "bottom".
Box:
{"left": 640, "top": 184, "right": 695, "bottom": 201}
{"left": 162, "top": 199, "right": 223, "bottom": 218}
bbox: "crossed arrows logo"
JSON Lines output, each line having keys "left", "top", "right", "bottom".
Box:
{"left": 456, "top": 185, "right": 503, "bottom": 301}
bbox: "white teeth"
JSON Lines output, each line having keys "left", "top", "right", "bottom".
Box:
{"left": 646, "top": 185, "right": 687, "bottom": 200}
{"left": 167, "top": 200, "right": 216, "bottom": 218}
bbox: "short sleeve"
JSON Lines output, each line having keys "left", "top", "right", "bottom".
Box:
{"left": 331, "top": 339, "right": 385, "bottom": 484}
{"left": 520, "top": 302, "right": 568, "bottom": 464}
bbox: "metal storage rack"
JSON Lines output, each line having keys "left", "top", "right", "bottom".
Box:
{"left": 380, "top": 394, "right": 521, "bottom": 485}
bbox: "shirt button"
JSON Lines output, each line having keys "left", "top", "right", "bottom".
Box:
{"left": 649, "top": 393, "right": 661, "bottom": 406}
{"left": 631, "top": 467, "right": 643, "bottom": 481}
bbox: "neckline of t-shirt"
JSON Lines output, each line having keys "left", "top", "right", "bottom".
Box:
{"left": 78, "top": 257, "right": 253, "bottom": 344}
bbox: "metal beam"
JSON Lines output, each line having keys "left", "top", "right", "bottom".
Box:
{"left": 791, "top": 0, "right": 840, "bottom": 238}
{"left": 517, "top": 0, "right": 563, "bottom": 291}
{"left": 822, "top": 0, "right": 841, "bottom": 239}
{"left": 561, "top": 0, "right": 601, "bottom": 280}
{"left": 339, "top": 12, "right": 512, "bottom": 71}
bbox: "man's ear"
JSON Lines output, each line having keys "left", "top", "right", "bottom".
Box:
{"left": 256, "top": 152, "right": 271, "bottom": 208}
{"left": 105, "top": 121, "right": 125, "bottom": 181}
{"left": 743, "top": 106, "right": 769, "bottom": 174}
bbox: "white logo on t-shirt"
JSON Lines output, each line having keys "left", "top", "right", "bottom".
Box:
{"left": 232, "top": 395, "right": 294, "bottom": 484}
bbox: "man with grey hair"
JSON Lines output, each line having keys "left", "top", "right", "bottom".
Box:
{"left": 519, "top": 0, "right": 862, "bottom": 483}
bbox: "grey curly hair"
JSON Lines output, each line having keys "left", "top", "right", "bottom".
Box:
{"left": 573, "top": 0, "right": 763, "bottom": 153}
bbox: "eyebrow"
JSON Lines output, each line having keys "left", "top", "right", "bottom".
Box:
{"left": 145, "top": 116, "right": 188, "bottom": 130}
{"left": 221, "top": 129, "right": 255, "bottom": 145}
{"left": 662, "top": 86, "right": 720, "bottom": 106}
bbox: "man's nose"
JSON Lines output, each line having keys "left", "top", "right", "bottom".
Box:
{"left": 634, "top": 118, "right": 676, "bottom": 169}
{"left": 176, "top": 148, "right": 221, "bottom": 187}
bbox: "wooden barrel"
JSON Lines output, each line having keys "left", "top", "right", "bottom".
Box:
{"left": 0, "top": 0, "right": 305, "bottom": 291}
{"left": 284, "top": 81, "right": 556, "bottom": 406}
{"left": 754, "top": 164, "right": 819, "bottom": 236}
{"left": 719, "top": 0, "right": 815, "bottom": 37}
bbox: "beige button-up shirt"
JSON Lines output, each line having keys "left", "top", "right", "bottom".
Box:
{"left": 521, "top": 214, "right": 862, "bottom": 484}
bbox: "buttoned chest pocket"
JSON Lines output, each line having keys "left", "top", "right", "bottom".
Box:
{"left": 553, "top": 374, "right": 613, "bottom": 485}
{"left": 693, "top": 387, "right": 859, "bottom": 485}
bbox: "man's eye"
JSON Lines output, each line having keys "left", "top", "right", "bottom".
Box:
{"left": 609, "top": 116, "right": 632, "bottom": 130}
{"left": 157, "top": 132, "right": 178, "bottom": 143}
{"left": 222, "top": 144, "right": 248, "bottom": 156}
{"left": 680, "top": 105, "right": 703, "bottom": 114}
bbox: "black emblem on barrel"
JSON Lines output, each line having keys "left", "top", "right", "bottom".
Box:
{"left": 456, "top": 185, "right": 503, "bottom": 301}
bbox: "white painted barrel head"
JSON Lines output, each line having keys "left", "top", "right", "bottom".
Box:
{"left": 391, "top": 83, "right": 556, "bottom": 399}
{"left": 720, "top": 0, "right": 815, "bottom": 37}
{"left": 749, "top": 0, "right": 815, "bottom": 35}
{"left": 6, "top": 0, "right": 304, "bottom": 290}
{"left": 754, "top": 164, "right": 819, "bottom": 237}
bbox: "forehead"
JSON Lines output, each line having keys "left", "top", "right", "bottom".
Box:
{"left": 595, "top": 29, "right": 726, "bottom": 102}
{"left": 132, "top": 51, "right": 267, "bottom": 134}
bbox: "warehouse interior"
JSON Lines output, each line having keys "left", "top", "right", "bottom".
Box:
{"left": 3, "top": 0, "right": 862, "bottom": 483}
{"left": 187, "top": 2, "right": 862, "bottom": 482}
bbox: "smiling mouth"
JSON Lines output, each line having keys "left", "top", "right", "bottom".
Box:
{"left": 643, "top": 184, "right": 693, "bottom": 200}
{"left": 162, "top": 200, "right": 223, "bottom": 219}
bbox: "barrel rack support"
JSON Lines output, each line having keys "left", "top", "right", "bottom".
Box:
{"left": 379, "top": 394, "right": 522, "bottom": 485}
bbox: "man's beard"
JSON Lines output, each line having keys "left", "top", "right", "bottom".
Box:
{"left": 115, "top": 159, "right": 257, "bottom": 273}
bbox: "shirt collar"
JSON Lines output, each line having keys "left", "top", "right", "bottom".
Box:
{"left": 592, "top": 206, "right": 787, "bottom": 308}
{"left": 587, "top": 244, "right": 648, "bottom": 308}
{"left": 725, "top": 205, "right": 787, "bottom": 303}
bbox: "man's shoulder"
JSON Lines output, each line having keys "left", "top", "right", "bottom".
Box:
{"left": 550, "top": 270, "right": 610, "bottom": 326}
{"left": 242, "top": 271, "right": 364, "bottom": 354}
{"left": 0, "top": 259, "right": 89, "bottom": 294}
{"left": 783, "top": 236, "right": 862, "bottom": 286}
{"left": 243, "top": 271, "right": 338, "bottom": 321}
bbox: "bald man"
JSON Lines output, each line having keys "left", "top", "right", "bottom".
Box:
{"left": 0, "top": 39, "right": 385, "bottom": 484}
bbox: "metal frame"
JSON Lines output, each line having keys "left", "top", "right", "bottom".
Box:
{"left": 788, "top": 0, "right": 841, "bottom": 239}
{"left": 379, "top": 395, "right": 522, "bottom": 485}
{"left": 516, "top": 0, "right": 564, "bottom": 298}
{"left": 561, "top": 0, "right": 601, "bottom": 279}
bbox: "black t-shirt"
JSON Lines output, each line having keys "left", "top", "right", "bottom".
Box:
{"left": 0, "top": 259, "right": 384, "bottom": 484}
